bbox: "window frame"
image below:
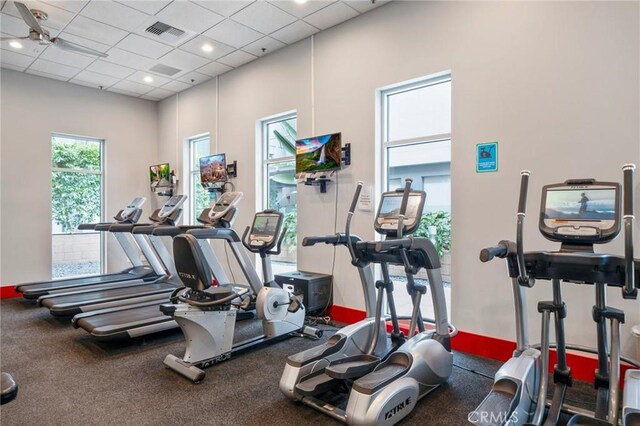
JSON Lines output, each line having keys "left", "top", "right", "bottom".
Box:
{"left": 260, "top": 111, "right": 297, "bottom": 212}
{"left": 187, "top": 133, "right": 210, "bottom": 224}
{"left": 51, "top": 132, "right": 105, "bottom": 275}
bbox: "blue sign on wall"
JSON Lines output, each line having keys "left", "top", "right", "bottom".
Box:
{"left": 476, "top": 142, "right": 498, "bottom": 173}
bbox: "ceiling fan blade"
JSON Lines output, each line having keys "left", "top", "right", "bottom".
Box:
{"left": 14, "top": 2, "right": 45, "bottom": 35}
{"left": 0, "top": 36, "right": 29, "bottom": 41}
{"left": 51, "top": 37, "right": 108, "bottom": 58}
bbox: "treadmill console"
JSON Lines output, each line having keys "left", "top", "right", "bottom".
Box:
{"left": 539, "top": 180, "right": 621, "bottom": 244}
{"left": 159, "top": 195, "right": 187, "bottom": 218}
{"left": 374, "top": 190, "right": 426, "bottom": 236}
{"left": 208, "top": 191, "right": 243, "bottom": 221}
{"left": 248, "top": 211, "right": 283, "bottom": 250}
{"left": 120, "top": 197, "right": 146, "bottom": 220}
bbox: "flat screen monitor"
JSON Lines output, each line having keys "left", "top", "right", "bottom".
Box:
{"left": 295, "top": 132, "right": 342, "bottom": 174}
{"left": 199, "top": 154, "right": 227, "bottom": 186}
{"left": 543, "top": 188, "right": 616, "bottom": 221}
{"left": 150, "top": 163, "right": 171, "bottom": 187}
{"left": 375, "top": 191, "right": 426, "bottom": 236}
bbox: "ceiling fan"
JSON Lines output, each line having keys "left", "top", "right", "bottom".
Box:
{"left": 1, "top": 2, "right": 108, "bottom": 57}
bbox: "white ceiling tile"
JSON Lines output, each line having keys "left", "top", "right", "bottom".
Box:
{"left": 56, "top": 32, "right": 111, "bottom": 54}
{"left": 41, "top": 1, "right": 88, "bottom": 13}
{"left": 64, "top": 15, "right": 128, "bottom": 45}
{"left": 144, "top": 87, "right": 173, "bottom": 99}
{"left": 192, "top": 1, "right": 253, "bottom": 17}
{"left": 116, "top": 33, "right": 173, "bottom": 59}
{"left": 1, "top": 62, "right": 26, "bottom": 71}
{"left": 71, "top": 69, "right": 120, "bottom": 87}
{"left": 0, "top": 48, "right": 34, "bottom": 67}
{"left": 303, "top": 1, "right": 358, "bottom": 30}
{"left": 107, "top": 86, "right": 140, "bottom": 97}
{"left": 1, "top": 34, "right": 47, "bottom": 56}
{"left": 110, "top": 79, "right": 153, "bottom": 95}
{"left": 242, "top": 36, "right": 285, "bottom": 57}
{"left": 270, "top": 20, "right": 318, "bottom": 44}
{"left": 127, "top": 70, "right": 171, "bottom": 87}
{"left": 103, "top": 47, "right": 153, "bottom": 70}
{"left": 86, "top": 59, "right": 136, "bottom": 79}
{"left": 80, "top": 1, "right": 153, "bottom": 32}
{"left": 203, "top": 19, "right": 262, "bottom": 49}
{"left": 197, "top": 60, "right": 231, "bottom": 77}
{"left": 1, "top": 12, "right": 30, "bottom": 36}
{"left": 344, "top": 0, "right": 389, "bottom": 13}
{"left": 178, "top": 34, "right": 234, "bottom": 60}
{"left": 2, "top": 1, "right": 75, "bottom": 31}
{"left": 157, "top": 48, "right": 209, "bottom": 71}
{"left": 115, "top": 0, "right": 173, "bottom": 15}
{"left": 175, "top": 70, "right": 210, "bottom": 85}
{"left": 25, "top": 68, "right": 69, "bottom": 81}
{"left": 39, "top": 44, "right": 96, "bottom": 68}
{"left": 231, "top": 2, "right": 296, "bottom": 35}
{"left": 217, "top": 49, "right": 255, "bottom": 67}
{"left": 155, "top": 1, "right": 223, "bottom": 34}
{"left": 268, "top": 0, "right": 335, "bottom": 19}
{"left": 28, "top": 57, "right": 80, "bottom": 78}
{"left": 162, "top": 79, "right": 191, "bottom": 92}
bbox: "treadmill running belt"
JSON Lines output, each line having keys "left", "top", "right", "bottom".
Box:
{"left": 76, "top": 304, "right": 177, "bottom": 341}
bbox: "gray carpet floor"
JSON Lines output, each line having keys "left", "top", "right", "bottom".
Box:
{"left": 0, "top": 298, "right": 596, "bottom": 425}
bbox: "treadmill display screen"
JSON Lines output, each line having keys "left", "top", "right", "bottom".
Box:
{"left": 544, "top": 188, "right": 616, "bottom": 221}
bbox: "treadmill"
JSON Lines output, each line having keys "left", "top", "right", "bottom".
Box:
{"left": 72, "top": 192, "right": 257, "bottom": 341}
{"left": 37, "top": 196, "right": 188, "bottom": 317}
{"left": 15, "top": 198, "right": 160, "bottom": 300}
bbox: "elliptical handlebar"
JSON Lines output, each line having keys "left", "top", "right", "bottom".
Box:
{"left": 480, "top": 243, "right": 509, "bottom": 262}
{"left": 516, "top": 171, "right": 534, "bottom": 287}
{"left": 397, "top": 178, "right": 413, "bottom": 239}
{"left": 622, "top": 163, "right": 637, "bottom": 299}
{"left": 346, "top": 182, "right": 364, "bottom": 265}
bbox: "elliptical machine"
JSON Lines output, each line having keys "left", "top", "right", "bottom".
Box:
{"left": 281, "top": 179, "right": 453, "bottom": 425}
{"left": 161, "top": 209, "right": 318, "bottom": 383}
{"left": 470, "top": 165, "right": 640, "bottom": 426}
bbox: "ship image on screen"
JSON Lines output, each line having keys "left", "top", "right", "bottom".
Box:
{"left": 544, "top": 188, "right": 616, "bottom": 221}
{"left": 200, "top": 154, "right": 227, "bottom": 185}
{"left": 379, "top": 195, "right": 421, "bottom": 220}
{"left": 150, "top": 163, "right": 171, "bottom": 187}
{"left": 252, "top": 216, "right": 277, "bottom": 236}
{"left": 296, "top": 133, "right": 342, "bottom": 173}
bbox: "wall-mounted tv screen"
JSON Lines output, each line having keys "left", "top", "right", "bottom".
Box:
{"left": 200, "top": 154, "right": 227, "bottom": 186}
{"left": 295, "top": 132, "right": 342, "bottom": 174}
{"left": 150, "top": 163, "right": 171, "bottom": 187}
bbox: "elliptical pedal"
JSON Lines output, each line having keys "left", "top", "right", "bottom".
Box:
{"left": 469, "top": 379, "right": 521, "bottom": 426}
{"left": 295, "top": 371, "right": 340, "bottom": 396}
{"left": 325, "top": 355, "right": 381, "bottom": 380}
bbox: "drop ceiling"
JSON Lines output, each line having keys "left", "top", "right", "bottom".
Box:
{"left": 0, "top": 0, "right": 388, "bottom": 101}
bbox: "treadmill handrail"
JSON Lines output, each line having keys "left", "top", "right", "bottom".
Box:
{"left": 187, "top": 228, "right": 241, "bottom": 242}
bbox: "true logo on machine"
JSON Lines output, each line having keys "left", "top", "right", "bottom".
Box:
{"left": 384, "top": 397, "right": 412, "bottom": 420}
{"left": 178, "top": 272, "right": 196, "bottom": 280}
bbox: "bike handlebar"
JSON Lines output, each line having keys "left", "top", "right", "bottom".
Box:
{"left": 480, "top": 244, "right": 509, "bottom": 262}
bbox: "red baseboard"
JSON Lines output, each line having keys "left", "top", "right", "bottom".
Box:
{"left": 0, "top": 285, "right": 20, "bottom": 299}
{"left": 328, "top": 304, "right": 635, "bottom": 387}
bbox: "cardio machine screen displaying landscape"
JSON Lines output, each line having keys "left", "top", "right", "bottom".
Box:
{"left": 544, "top": 188, "right": 616, "bottom": 221}
{"left": 295, "top": 133, "right": 342, "bottom": 174}
{"left": 199, "top": 154, "right": 227, "bottom": 185}
{"left": 251, "top": 215, "right": 278, "bottom": 237}
{"left": 150, "top": 163, "right": 171, "bottom": 187}
{"left": 379, "top": 194, "right": 422, "bottom": 221}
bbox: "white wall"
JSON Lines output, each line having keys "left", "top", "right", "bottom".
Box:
{"left": 0, "top": 70, "right": 159, "bottom": 284}
{"left": 156, "top": 1, "right": 640, "bottom": 358}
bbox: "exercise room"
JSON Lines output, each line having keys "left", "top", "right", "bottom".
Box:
{"left": 1, "top": 1, "right": 639, "bottom": 425}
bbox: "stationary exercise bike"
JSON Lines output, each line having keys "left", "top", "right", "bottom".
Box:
{"left": 281, "top": 179, "right": 453, "bottom": 425}
{"left": 470, "top": 165, "right": 640, "bottom": 426}
{"left": 161, "top": 209, "right": 318, "bottom": 382}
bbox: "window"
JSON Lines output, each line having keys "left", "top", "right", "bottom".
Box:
{"left": 380, "top": 74, "right": 452, "bottom": 318}
{"left": 51, "top": 134, "right": 103, "bottom": 278}
{"left": 188, "top": 135, "right": 210, "bottom": 224}
{"left": 260, "top": 112, "right": 297, "bottom": 274}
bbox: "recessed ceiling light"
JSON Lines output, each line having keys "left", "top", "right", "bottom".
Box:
{"left": 9, "top": 40, "right": 23, "bottom": 49}
{"left": 201, "top": 43, "right": 214, "bottom": 53}
{"left": 294, "top": 0, "right": 308, "bottom": 4}
{"left": 144, "top": 76, "right": 154, "bottom": 83}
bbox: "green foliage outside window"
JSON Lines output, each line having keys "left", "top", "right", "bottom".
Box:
{"left": 415, "top": 211, "right": 451, "bottom": 257}
{"left": 51, "top": 140, "right": 101, "bottom": 232}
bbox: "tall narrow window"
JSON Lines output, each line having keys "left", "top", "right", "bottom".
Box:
{"left": 261, "top": 112, "right": 297, "bottom": 274}
{"left": 380, "top": 74, "right": 452, "bottom": 317}
{"left": 51, "top": 134, "right": 103, "bottom": 278}
{"left": 188, "top": 135, "right": 210, "bottom": 224}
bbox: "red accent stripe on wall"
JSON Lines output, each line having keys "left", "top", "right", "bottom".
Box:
{"left": 0, "top": 285, "right": 20, "bottom": 299}
{"left": 328, "top": 304, "right": 635, "bottom": 387}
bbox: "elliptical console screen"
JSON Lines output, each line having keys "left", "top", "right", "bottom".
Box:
{"left": 375, "top": 191, "right": 425, "bottom": 235}
{"left": 540, "top": 182, "right": 620, "bottom": 243}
